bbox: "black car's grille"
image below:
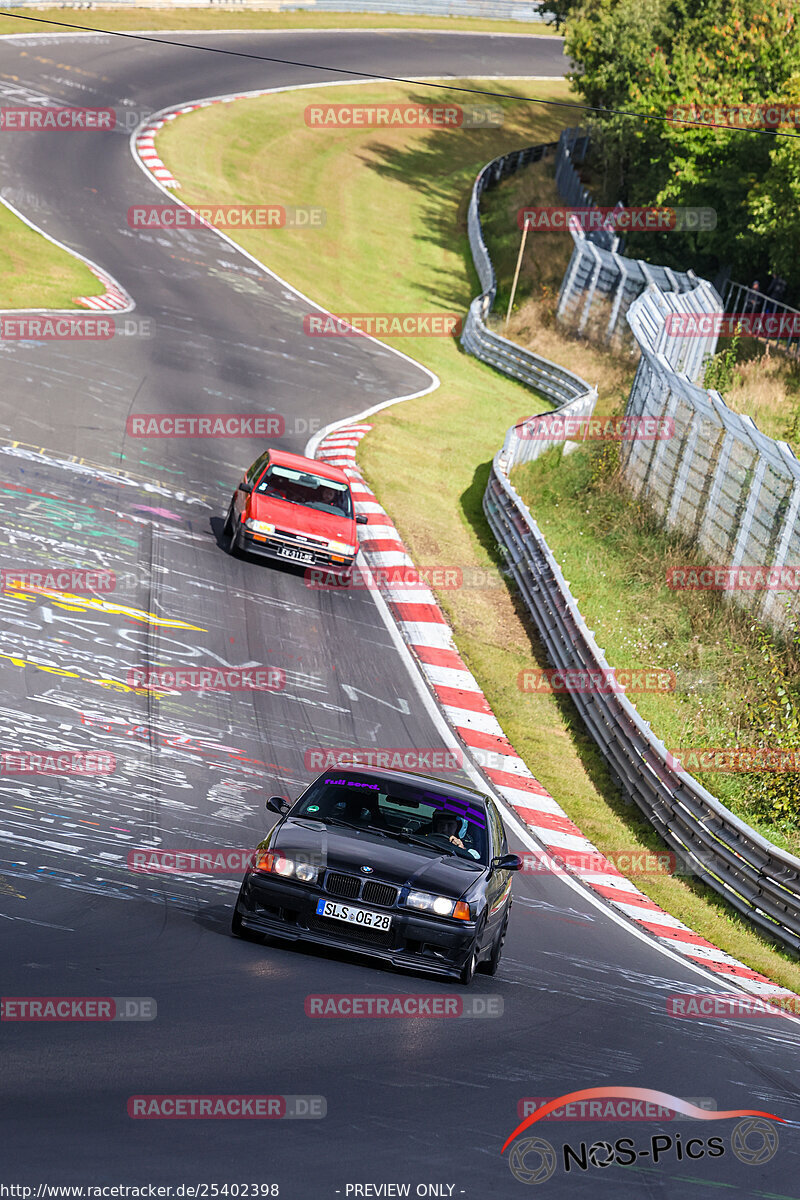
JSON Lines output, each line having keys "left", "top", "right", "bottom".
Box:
{"left": 324, "top": 873, "right": 399, "bottom": 907}
{"left": 362, "top": 881, "right": 399, "bottom": 907}
{"left": 306, "top": 915, "right": 392, "bottom": 947}
{"left": 326, "top": 872, "right": 362, "bottom": 900}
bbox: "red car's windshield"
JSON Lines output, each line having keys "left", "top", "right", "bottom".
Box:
{"left": 254, "top": 464, "right": 353, "bottom": 517}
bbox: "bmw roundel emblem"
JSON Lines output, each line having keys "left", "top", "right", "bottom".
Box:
{"left": 360, "top": 865, "right": 374, "bottom": 874}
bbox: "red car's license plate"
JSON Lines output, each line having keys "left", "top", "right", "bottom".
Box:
{"left": 278, "top": 547, "right": 314, "bottom": 563}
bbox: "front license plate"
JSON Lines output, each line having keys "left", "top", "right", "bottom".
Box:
{"left": 315, "top": 899, "right": 392, "bottom": 931}
{"left": 278, "top": 547, "right": 314, "bottom": 563}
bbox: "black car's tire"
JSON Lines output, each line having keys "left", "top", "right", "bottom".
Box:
{"left": 459, "top": 943, "right": 478, "bottom": 986}
{"left": 231, "top": 904, "right": 261, "bottom": 942}
{"left": 478, "top": 912, "right": 508, "bottom": 976}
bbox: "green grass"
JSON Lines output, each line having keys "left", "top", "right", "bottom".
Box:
{"left": 0, "top": 201, "right": 98, "bottom": 308}
{"left": 0, "top": 6, "right": 560, "bottom": 37}
{"left": 152, "top": 77, "right": 800, "bottom": 992}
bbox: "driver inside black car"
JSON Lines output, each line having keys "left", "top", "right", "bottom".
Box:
{"left": 416, "top": 810, "right": 465, "bottom": 849}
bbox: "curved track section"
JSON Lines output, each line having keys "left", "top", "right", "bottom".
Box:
{"left": 0, "top": 28, "right": 798, "bottom": 1197}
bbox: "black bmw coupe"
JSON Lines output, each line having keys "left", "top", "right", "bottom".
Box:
{"left": 231, "top": 767, "right": 522, "bottom": 984}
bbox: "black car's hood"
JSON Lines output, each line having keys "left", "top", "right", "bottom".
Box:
{"left": 269, "top": 817, "right": 484, "bottom": 898}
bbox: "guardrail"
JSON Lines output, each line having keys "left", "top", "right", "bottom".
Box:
{"left": 624, "top": 286, "right": 800, "bottom": 633}
{"left": 721, "top": 278, "right": 800, "bottom": 360}
{"left": 460, "top": 141, "right": 599, "bottom": 428}
{"left": 463, "top": 135, "right": 800, "bottom": 953}
{"left": 484, "top": 447, "right": 800, "bottom": 953}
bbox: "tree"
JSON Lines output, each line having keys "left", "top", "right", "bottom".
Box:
{"left": 563, "top": 0, "right": 800, "bottom": 291}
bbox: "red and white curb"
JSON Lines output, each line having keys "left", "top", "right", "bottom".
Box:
{"left": 0, "top": 195, "right": 133, "bottom": 317}
{"left": 135, "top": 115, "right": 180, "bottom": 189}
{"left": 317, "top": 422, "right": 796, "bottom": 1002}
{"left": 75, "top": 265, "right": 131, "bottom": 312}
{"left": 134, "top": 95, "right": 258, "bottom": 191}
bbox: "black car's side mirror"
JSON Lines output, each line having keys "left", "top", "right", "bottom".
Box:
{"left": 356, "top": 514, "right": 368, "bottom": 525}
{"left": 490, "top": 853, "right": 523, "bottom": 875}
{"left": 239, "top": 481, "right": 253, "bottom": 494}
{"left": 266, "top": 796, "right": 290, "bottom": 814}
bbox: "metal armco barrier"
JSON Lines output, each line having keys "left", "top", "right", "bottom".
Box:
{"left": 464, "top": 138, "right": 800, "bottom": 954}
{"left": 484, "top": 455, "right": 800, "bottom": 953}
{"left": 461, "top": 141, "right": 599, "bottom": 424}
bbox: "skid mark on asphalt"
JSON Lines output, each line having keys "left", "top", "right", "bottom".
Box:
{"left": 0, "top": 454, "right": 300, "bottom": 907}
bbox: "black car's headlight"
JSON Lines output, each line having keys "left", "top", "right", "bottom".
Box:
{"left": 255, "top": 851, "right": 318, "bottom": 884}
{"left": 405, "top": 890, "right": 471, "bottom": 920}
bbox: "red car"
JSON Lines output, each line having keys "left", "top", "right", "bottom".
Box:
{"left": 222, "top": 448, "right": 367, "bottom": 580}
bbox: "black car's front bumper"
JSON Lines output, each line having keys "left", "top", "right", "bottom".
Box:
{"left": 237, "top": 527, "right": 354, "bottom": 578}
{"left": 235, "top": 871, "right": 478, "bottom": 978}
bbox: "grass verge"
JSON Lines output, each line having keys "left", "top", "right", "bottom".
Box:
{"left": 0, "top": 201, "right": 98, "bottom": 308}
{"left": 155, "top": 77, "right": 800, "bottom": 992}
{"left": 0, "top": 6, "right": 560, "bottom": 37}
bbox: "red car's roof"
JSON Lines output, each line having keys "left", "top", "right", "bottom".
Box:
{"left": 268, "top": 448, "right": 349, "bottom": 485}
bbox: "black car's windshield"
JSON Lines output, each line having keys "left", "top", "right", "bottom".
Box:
{"left": 254, "top": 465, "right": 352, "bottom": 517}
{"left": 292, "top": 774, "right": 490, "bottom": 864}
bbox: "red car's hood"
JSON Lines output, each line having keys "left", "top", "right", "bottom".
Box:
{"left": 248, "top": 493, "right": 356, "bottom": 542}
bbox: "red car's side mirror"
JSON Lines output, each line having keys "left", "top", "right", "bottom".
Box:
{"left": 356, "top": 514, "right": 368, "bottom": 525}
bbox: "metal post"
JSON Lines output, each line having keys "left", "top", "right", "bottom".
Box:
{"left": 505, "top": 221, "right": 530, "bottom": 334}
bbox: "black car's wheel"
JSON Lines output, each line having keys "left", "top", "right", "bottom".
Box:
{"left": 459, "top": 942, "right": 478, "bottom": 986}
{"left": 478, "top": 912, "right": 508, "bottom": 976}
{"left": 231, "top": 899, "right": 262, "bottom": 942}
